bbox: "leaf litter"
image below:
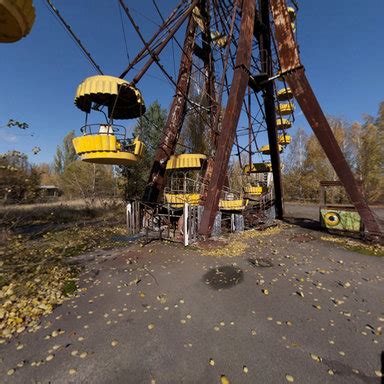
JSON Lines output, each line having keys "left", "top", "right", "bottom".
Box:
{"left": 199, "top": 226, "right": 281, "bottom": 258}
{"left": 0, "top": 224, "right": 128, "bottom": 340}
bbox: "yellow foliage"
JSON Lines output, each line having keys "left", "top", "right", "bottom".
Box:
{"left": 200, "top": 226, "right": 281, "bottom": 257}
{"left": 320, "top": 235, "right": 383, "bottom": 256}
{"left": 0, "top": 224, "right": 128, "bottom": 340}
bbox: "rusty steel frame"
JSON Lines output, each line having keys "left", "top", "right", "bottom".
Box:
{"left": 200, "top": 0, "right": 217, "bottom": 140}
{"left": 199, "top": 0, "right": 256, "bottom": 236}
{"left": 270, "top": 0, "right": 382, "bottom": 237}
{"left": 119, "top": 0, "right": 182, "bottom": 88}
{"left": 119, "top": 0, "right": 187, "bottom": 79}
{"left": 128, "top": 0, "right": 199, "bottom": 84}
{"left": 258, "top": 0, "right": 284, "bottom": 219}
{"left": 200, "top": 1, "right": 238, "bottom": 203}
{"left": 143, "top": 15, "right": 197, "bottom": 203}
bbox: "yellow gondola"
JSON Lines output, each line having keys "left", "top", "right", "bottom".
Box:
{"left": 219, "top": 199, "right": 248, "bottom": 211}
{"left": 277, "top": 88, "right": 293, "bottom": 101}
{"left": 276, "top": 103, "right": 295, "bottom": 116}
{"left": 278, "top": 134, "right": 292, "bottom": 145}
{"left": 276, "top": 118, "right": 292, "bottom": 130}
{"left": 287, "top": 6, "right": 296, "bottom": 21}
{"left": 73, "top": 75, "right": 146, "bottom": 166}
{"left": 166, "top": 154, "right": 207, "bottom": 170}
{"left": 193, "top": 6, "right": 227, "bottom": 48}
{"left": 0, "top": 0, "right": 35, "bottom": 43}
{"left": 243, "top": 186, "right": 263, "bottom": 195}
{"left": 73, "top": 131, "right": 144, "bottom": 166}
{"left": 260, "top": 144, "right": 283, "bottom": 155}
{"left": 164, "top": 154, "right": 207, "bottom": 208}
{"left": 164, "top": 193, "right": 201, "bottom": 208}
{"left": 243, "top": 162, "right": 272, "bottom": 174}
{"left": 75, "top": 75, "right": 145, "bottom": 119}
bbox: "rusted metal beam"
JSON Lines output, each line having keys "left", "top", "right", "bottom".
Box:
{"left": 258, "top": 0, "right": 284, "bottom": 219}
{"left": 270, "top": 0, "right": 382, "bottom": 237}
{"left": 199, "top": 0, "right": 255, "bottom": 236}
{"left": 200, "top": 1, "right": 238, "bottom": 204}
{"left": 200, "top": 0, "right": 217, "bottom": 138}
{"left": 143, "top": 15, "right": 197, "bottom": 203}
{"left": 119, "top": 0, "right": 179, "bottom": 87}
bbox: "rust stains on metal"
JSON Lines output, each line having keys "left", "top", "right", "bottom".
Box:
{"left": 259, "top": 0, "right": 284, "bottom": 219}
{"left": 143, "top": 15, "right": 197, "bottom": 203}
{"left": 269, "top": 0, "right": 300, "bottom": 71}
{"left": 199, "top": 0, "right": 256, "bottom": 236}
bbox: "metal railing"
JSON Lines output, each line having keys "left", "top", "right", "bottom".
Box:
{"left": 79, "top": 123, "right": 138, "bottom": 153}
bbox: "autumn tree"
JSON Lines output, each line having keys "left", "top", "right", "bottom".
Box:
{"left": 347, "top": 108, "right": 384, "bottom": 202}
{"left": 180, "top": 96, "right": 212, "bottom": 154}
{"left": 282, "top": 128, "right": 308, "bottom": 201}
{"left": 283, "top": 102, "right": 384, "bottom": 203}
{"left": 60, "top": 161, "right": 119, "bottom": 205}
{"left": 120, "top": 101, "right": 167, "bottom": 200}
{"left": 283, "top": 118, "right": 352, "bottom": 201}
{"left": 0, "top": 151, "right": 40, "bottom": 203}
{"left": 34, "top": 163, "right": 59, "bottom": 186}
{"left": 54, "top": 130, "right": 78, "bottom": 174}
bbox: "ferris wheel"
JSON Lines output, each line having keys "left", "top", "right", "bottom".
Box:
{"left": 39, "top": 0, "right": 382, "bottom": 238}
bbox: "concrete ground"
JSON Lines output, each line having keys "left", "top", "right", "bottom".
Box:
{"left": 0, "top": 223, "right": 383, "bottom": 383}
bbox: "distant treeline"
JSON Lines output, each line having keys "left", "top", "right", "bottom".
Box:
{"left": 283, "top": 102, "right": 384, "bottom": 203}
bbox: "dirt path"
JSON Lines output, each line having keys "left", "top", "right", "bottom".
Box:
{"left": 0, "top": 224, "right": 383, "bottom": 383}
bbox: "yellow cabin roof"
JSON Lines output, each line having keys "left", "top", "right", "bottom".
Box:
{"left": 219, "top": 199, "right": 248, "bottom": 211}
{"left": 260, "top": 144, "right": 283, "bottom": 155}
{"left": 243, "top": 162, "right": 272, "bottom": 173}
{"left": 164, "top": 193, "right": 201, "bottom": 208}
{"left": 166, "top": 154, "right": 207, "bottom": 170}
{"left": 75, "top": 75, "right": 145, "bottom": 119}
{"left": 0, "top": 0, "right": 35, "bottom": 43}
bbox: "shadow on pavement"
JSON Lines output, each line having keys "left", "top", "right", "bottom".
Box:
{"left": 283, "top": 216, "right": 322, "bottom": 231}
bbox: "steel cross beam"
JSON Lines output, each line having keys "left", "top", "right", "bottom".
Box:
{"left": 270, "top": 0, "right": 382, "bottom": 237}
{"left": 143, "top": 15, "right": 197, "bottom": 203}
{"left": 129, "top": 0, "right": 199, "bottom": 84}
{"left": 258, "top": 0, "right": 284, "bottom": 219}
{"left": 119, "top": 0, "right": 186, "bottom": 79}
{"left": 199, "top": 0, "right": 256, "bottom": 236}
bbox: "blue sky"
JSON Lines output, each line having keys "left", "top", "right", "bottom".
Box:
{"left": 0, "top": 0, "right": 383, "bottom": 165}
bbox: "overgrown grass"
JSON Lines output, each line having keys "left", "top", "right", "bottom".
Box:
{"left": 0, "top": 199, "right": 126, "bottom": 231}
